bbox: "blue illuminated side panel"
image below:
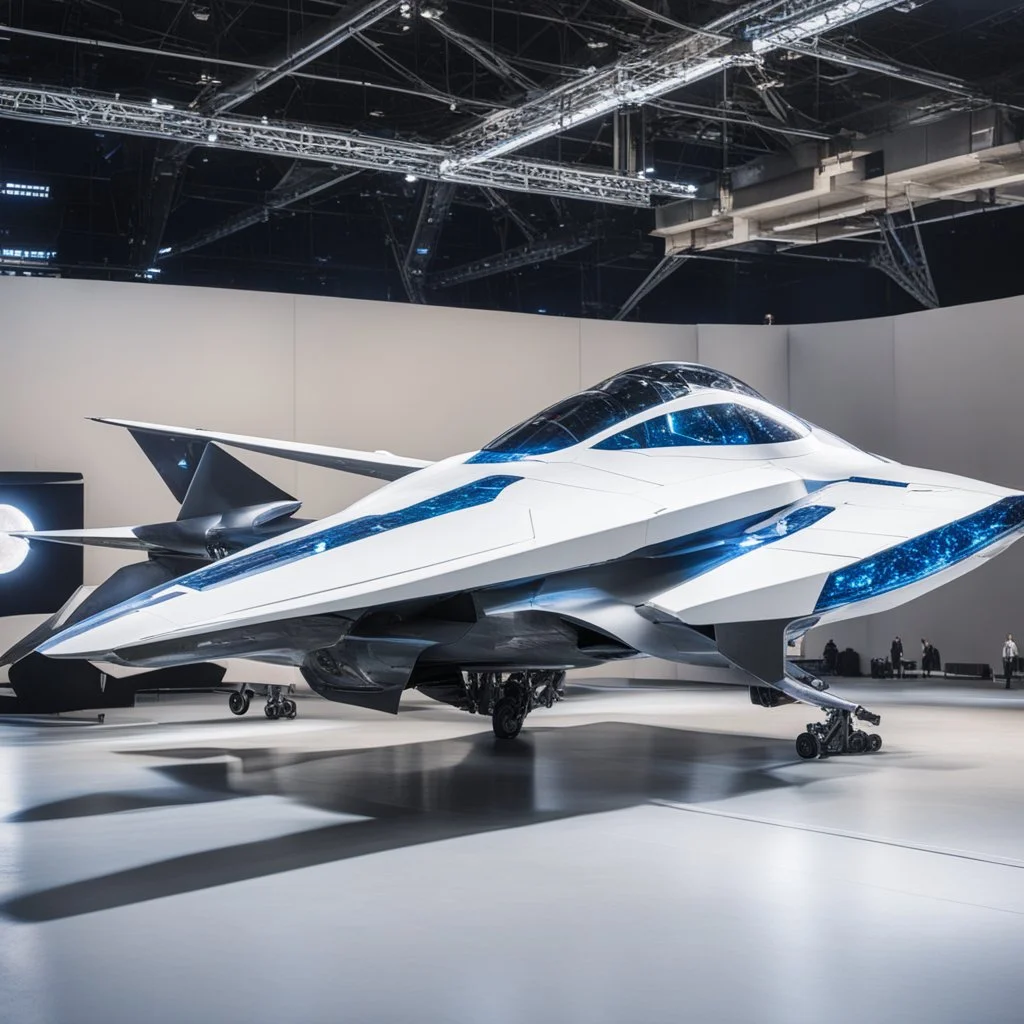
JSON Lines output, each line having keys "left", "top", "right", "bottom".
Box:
{"left": 815, "top": 495, "right": 1024, "bottom": 613}
{"left": 183, "top": 475, "right": 524, "bottom": 592}
{"left": 848, "top": 477, "right": 908, "bottom": 488}
{"left": 642, "top": 504, "right": 834, "bottom": 578}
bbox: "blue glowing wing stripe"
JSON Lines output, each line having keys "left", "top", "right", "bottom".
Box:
{"left": 182, "top": 475, "right": 524, "bottom": 592}
{"left": 815, "top": 495, "right": 1024, "bottom": 613}
{"left": 848, "top": 477, "right": 908, "bottom": 488}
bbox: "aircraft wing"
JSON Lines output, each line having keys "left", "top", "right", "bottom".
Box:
{"left": 6, "top": 527, "right": 151, "bottom": 551}
{"left": 92, "top": 418, "right": 433, "bottom": 482}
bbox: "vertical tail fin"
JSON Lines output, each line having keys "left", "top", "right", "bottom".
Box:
{"left": 177, "top": 444, "right": 295, "bottom": 521}
{"left": 128, "top": 429, "right": 209, "bottom": 504}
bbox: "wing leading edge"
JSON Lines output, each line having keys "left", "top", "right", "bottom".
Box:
{"left": 92, "top": 418, "right": 433, "bottom": 482}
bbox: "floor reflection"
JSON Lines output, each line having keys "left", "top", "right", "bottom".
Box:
{"left": 4, "top": 722, "right": 814, "bottom": 922}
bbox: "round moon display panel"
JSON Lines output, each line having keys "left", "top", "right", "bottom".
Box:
{"left": 0, "top": 504, "right": 34, "bottom": 575}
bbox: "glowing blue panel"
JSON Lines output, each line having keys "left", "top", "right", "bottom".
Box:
{"left": 645, "top": 505, "right": 834, "bottom": 576}
{"left": 184, "top": 475, "right": 523, "bottom": 592}
{"left": 595, "top": 403, "right": 805, "bottom": 450}
{"left": 466, "top": 450, "right": 533, "bottom": 465}
{"left": 848, "top": 477, "right": 908, "bottom": 488}
{"left": 815, "top": 495, "right": 1024, "bottom": 613}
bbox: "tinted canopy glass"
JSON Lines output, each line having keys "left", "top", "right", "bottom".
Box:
{"left": 594, "top": 403, "right": 807, "bottom": 450}
{"left": 476, "top": 362, "right": 765, "bottom": 459}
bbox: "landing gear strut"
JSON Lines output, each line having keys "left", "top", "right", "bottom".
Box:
{"left": 795, "top": 707, "right": 883, "bottom": 760}
{"left": 461, "top": 670, "right": 566, "bottom": 739}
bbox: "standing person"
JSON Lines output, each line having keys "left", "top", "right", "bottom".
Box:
{"left": 823, "top": 638, "right": 838, "bottom": 676}
{"left": 921, "top": 638, "right": 934, "bottom": 678}
{"left": 1002, "top": 634, "right": 1019, "bottom": 690}
{"left": 890, "top": 636, "right": 904, "bottom": 680}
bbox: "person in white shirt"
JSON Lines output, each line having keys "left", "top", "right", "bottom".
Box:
{"left": 1002, "top": 634, "right": 1019, "bottom": 690}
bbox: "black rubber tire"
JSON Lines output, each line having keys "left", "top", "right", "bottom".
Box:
{"left": 264, "top": 703, "right": 280, "bottom": 720}
{"left": 848, "top": 730, "right": 868, "bottom": 754}
{"left": 228, "top": 692, "right": 248, "bottom": 716}
{"left": 795, "top": 731, "right": 820, "bottom": 760}
{"left": 492, "top": 697, "right": 524, "bottom": 740}
{"left": 283, "top": 699, "right": 297, "bottom": 719}
{"left": 868, "top": 733, "right": 883, "bottom": 752}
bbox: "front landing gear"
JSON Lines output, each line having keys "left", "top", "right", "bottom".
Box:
{"left": 796, "top": 707, "right": 883, "bottom": 760}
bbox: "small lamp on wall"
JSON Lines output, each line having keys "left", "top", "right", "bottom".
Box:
{"left": 763, "top": 313, "right": 776, "bottom": 326}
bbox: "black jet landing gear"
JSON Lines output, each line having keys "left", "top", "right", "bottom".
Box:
{"left": 462, "top": 670, "right": 566, "bottom": 739}
{"left": 763, "top": 672, "right": 882, "bottom": 761}
{"left": 228, "top": 688, "right": 253, "bottom": 715}
{"left": 226, "top": 684, "right": 296, "bottom": 719}
{"left": 795, "top": 707, "right": 883, "bottom": 760}
{"left": 264, "top": 685, "right": 297, "bottom": 720}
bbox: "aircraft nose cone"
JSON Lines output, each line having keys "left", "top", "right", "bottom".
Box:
{"left": 39, "top": 607, "right": 177, "bottom": 661}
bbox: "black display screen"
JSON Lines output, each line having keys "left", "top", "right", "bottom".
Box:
{"left": 0, "top": 473, "right": 84, "bottom": 617}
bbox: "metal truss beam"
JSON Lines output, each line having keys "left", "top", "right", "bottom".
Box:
{"left": 441, "top": 0, "right": 908, "bottom": 172}
{"left": 135, "top": 1, "right": 400, "bottom": 269}
{"left": 784, "top": 40, "right": 982, "bottom": 100}
{"left": 653, "top": 97, "right": 831, "bottom": 140}
{"left": 161, "top": 165, "right": 361, "bottom": 260}
{"left": 870, "top": 207, "right": 939, "bottom": 309}
{"left": 0, "top": 81, "right": 696, "bottom": 207}
{"left": 430, "top": 225, "right": 601, "bottom": 289}
{"left": 204, "top": 0, "right": 404, "bottom": 114}
{"left": 427, "top": 17, "right": 536, "bottom": 92}
{"left": 403, "top": 181, "right": 456, "bottom": 302}
{"left": 613, "top": 253, "right": 690, "bottom": 320}
{"left": 482, "top": 188, "right": 538, "bottom": 241}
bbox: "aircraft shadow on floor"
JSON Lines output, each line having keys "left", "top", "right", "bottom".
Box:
{"left": 4, "top": 722, "right": 847, "bottom": 923}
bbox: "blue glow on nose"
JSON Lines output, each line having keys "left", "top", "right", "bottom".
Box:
{"left": 815, "top": 495, "right": 1024, "bottom": 613}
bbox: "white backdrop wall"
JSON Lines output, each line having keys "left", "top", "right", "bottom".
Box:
{"left": 0, "top": 276, "right": 1020, "bottom": 683}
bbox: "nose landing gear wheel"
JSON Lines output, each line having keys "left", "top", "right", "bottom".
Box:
{"left": 228, "top": 692, "right": 250, "bottom": 716}
{"left": 795, "top": 731, "right": 821, "bottom": 760}
{"left": 282, "top": 699, "right": 297, "bottom": 720}
{"left": 264, "top": 702, "right": 280, "bottom": 720}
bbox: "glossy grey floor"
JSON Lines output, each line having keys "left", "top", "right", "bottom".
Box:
{"left": 2, "top": 679, "right": 1024, "bottom": 1024}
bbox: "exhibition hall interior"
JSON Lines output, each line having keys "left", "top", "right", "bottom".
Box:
{"left": 3, "top": 1, "right": 1024, "bottom": 1022}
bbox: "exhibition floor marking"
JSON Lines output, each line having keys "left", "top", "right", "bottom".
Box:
{"left": 651, "top": 799, "right": 1024, "bottom": 870}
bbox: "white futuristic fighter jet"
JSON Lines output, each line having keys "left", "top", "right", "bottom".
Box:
{"left": 19, "top": 363, "right": 1024, "bottom": 758}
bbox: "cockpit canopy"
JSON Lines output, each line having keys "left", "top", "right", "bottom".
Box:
{"left": 477, "top": 363, "right": 768, "bottom": 459}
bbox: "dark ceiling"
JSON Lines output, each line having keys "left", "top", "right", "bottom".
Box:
{"left": 1, "top": 0, "right": 1023, "bottom": 324}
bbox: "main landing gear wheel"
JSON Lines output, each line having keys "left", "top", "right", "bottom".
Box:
{"left": 795, "top": 731, "right": 820, "bottom": 760}
{"left": 264, "top": 702, "right": 280, "bottom": 720}
{"left": 492, "top": 697, "right": 525, "bottom": 739}
{"left": 282, "top": 699, "right": 297, "bottom": 720}
{"left": 868, "top": 733, "right": 882, "bottom": 752}
{"left": 228, "top": 691, "right": 251, "bottom": 716}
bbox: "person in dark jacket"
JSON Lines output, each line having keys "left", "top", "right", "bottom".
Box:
{"left": 823, "top": 639, "right": 839, "bottom": 676}
{"left": 890, "top": 636, "right": 904, "bottom": 679}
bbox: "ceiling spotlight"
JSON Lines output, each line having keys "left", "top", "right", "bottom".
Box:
{"left": 645, "top": 166, "right": 655, "bottom": 174}
{"left": 420, "top": 3, "right": 446, "bottom": 19}
{"left": 207, "top": 130, "right": 218, "bottom": 143}
{"left": 405, "top": 173, "right": 418, "bottom": 182}
{"left": 191, "top": 3, "right": 211, "bottom": 21}
{"left": 586, "top": 40, "right": 609, "bottom": 49}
